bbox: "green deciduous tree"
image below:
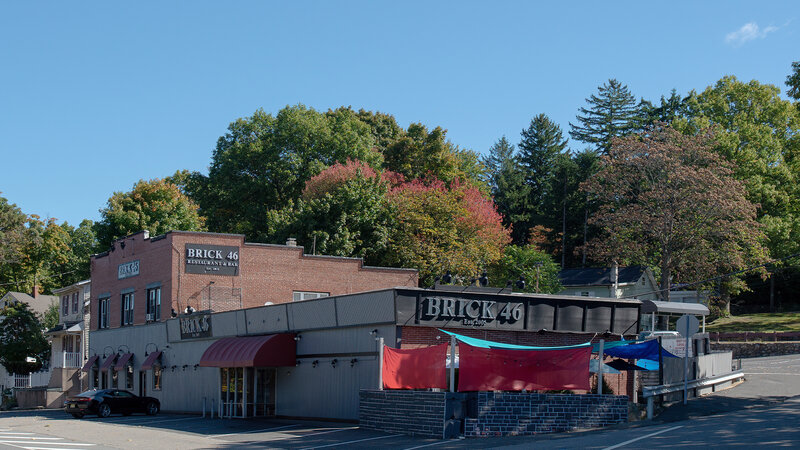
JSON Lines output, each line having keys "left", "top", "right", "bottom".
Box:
{"left": 787, "top": 61, "right": 800, "bottom": 102}
{"left": 0, "top": 195, "right": 27, "bottom": 297}
{"left": 263, "top": 160, "right": 395, "bottom": 265}
{"left": 383, "top": 123, "right": 486, "bottom": 188}
{"left": 487, "top": 244, "right": 562, "bottom": 294}
{"left": 583, "top": 125, "right": 766, "bottom": 307}
{"left": 95, "top": 178, "right": 205, "bottom": 248}
{"left": 0, "top": 302, "right": 50, "bottom": 374}
{"left": 188, "top": 105, "right": 382, "bottom": 238}
{"left": 677, "top": 76, "right": 800, "bottom": 259}
{"left": 570, "top": 79, "right": 643, "bottom": 154}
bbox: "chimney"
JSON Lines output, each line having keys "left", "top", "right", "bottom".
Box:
{"left": 31, "top": 285, "right": 39, "bottom": 298}
{"left": 286, "top": 237, "right": 297, "bottom": 247}
{"left": 611, "top": 261, "right": 619, "bottom": 298}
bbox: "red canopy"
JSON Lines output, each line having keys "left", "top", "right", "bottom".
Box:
{"left": 81, "top": 355, "right": 99, "bottom": 372}
{"left": 382, "top": 344, "right": 448, "bottom": 390}
{"left": 198, "top": 334, "right": 296, "bottom": 368}
{"left": 114, "top": 353, "right": 133, "bottom": 371}
{"left": 457, "top": 342, "right": 591, "bottom": 392}
{"left": 99, "top": 354, "right": 117, "bottom": 372}
{"left": 140, "top": 351, "right": 162, "bottom": 371}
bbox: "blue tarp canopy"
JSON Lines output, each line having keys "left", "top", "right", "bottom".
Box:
{"left": 439, "top": 330, "right": 591, "bottom": 350}
{"left": 591, "top": 339, "right": 635, "bottom": 353}
{"left": 603, "top": 338, "right": 678, "bottom": 360}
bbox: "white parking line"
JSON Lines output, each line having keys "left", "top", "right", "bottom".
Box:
{"left": 210, "top": 424, "right": 299, "bottom": 438}
{"left": 403, "top": 440, "right": 448, "bottom": 450}
{"left": 298, "top": 427, "right": 358, "bottom": 437}
{"left": 603, "top": 425, "right": 683, "bottom": 450}
{"left": 0, "top": 442, "right": 94, "bottom": 446}
{"left": 299, "top": 434, "right": 401, "bottom": 449}
{"left": 121, "top": 416, "right": 199, "bottom": 425}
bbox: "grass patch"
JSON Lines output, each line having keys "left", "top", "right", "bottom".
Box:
{"left": 706, "top": 312, "right": 800, "bottom": 333}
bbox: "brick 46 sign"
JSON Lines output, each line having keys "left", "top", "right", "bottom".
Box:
{"left": 185, "top": 244, "right": 240, "bottom": 276}
{"left": 421, "top": 296, "right": 523, "bottom": 327}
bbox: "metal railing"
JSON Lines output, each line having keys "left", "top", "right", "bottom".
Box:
{"left": 642, "top": 370, "right": 745, "bottom": 419}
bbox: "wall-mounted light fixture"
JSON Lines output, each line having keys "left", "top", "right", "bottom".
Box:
{"left": 350, "top": 358, "right": 358, "bottom": 367}
{"left": 193, "top": 364, "right": 199, "bottom": 370}
{"left": 370, "top": 329, "right": 378, "bottom": 337}
{"left": 331, "top": 359, "right": 338, "bottom": 368}
{"left": 312, "top": 360, "right": 319, "bottom": 368}
{"left": 296, "top": 360, "right": 301, "bottom": 366}
{"left": 294, "top": 334, "right": 302, "bottom": 341}
{"left": 182, "top": 365, "right": 189, "bottom": 371}
{"left": 144, "top": 343, "right": 158, "bottom": 356}
{"left": 120, "top": 241, "right": 126, "bottom": 250}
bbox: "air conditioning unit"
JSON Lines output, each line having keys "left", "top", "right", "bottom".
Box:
{"left": 145, "top": 313, "right": 154, "bottom": 322}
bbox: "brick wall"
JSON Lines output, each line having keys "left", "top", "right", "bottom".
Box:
{"left": 359, "top": 390, "right": 446, "bottom": 438}
{"left": 90, "top": 231, "right": 418, "bottom": 331}
{"left": 464, "top": 392, "right": 627, "bottom": 437}
{"left": 400, "top": 326, "right": 634, "bottom": 398}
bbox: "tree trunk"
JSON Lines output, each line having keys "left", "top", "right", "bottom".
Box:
{"left": 721, "top": 283, "right": 731, "bottom": 315}
{"left": 660, "top": 253, "right": 671, "bottom": 302}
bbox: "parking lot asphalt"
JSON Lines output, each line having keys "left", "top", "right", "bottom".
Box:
{"left": 0, "top": 409, "right": 453, "bottom": 449}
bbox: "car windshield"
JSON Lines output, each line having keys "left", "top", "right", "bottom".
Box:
{"left": 76, "top": 389, "right": 104, "bottom": 397}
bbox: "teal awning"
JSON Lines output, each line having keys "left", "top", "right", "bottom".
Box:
{"left": 439, "top": 329, "right": 591, "bottom": 350}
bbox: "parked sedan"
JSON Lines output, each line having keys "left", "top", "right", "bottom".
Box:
{"left": 64, "top": 389, "right": 160, "bottom": 418}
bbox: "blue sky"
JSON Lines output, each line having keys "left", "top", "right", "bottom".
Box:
{"left": 1, "top": 1, "right": 797, "bottom": 226}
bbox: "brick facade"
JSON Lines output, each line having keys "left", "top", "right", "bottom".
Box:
{"left": 463, "top": 392, "right": 627, "bottom": 437}
{"left": 90, "top": 230, "right": 418, "bottom": 331}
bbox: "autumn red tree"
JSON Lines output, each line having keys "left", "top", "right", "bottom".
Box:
{"left": 583, "top": 125, "right": 766, "bottom": 305}
{"left": 385, "top": 178, "right": 511, "bottom": 285}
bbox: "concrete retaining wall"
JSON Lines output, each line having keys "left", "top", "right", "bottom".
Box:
{"left": 711, "top": 342, "right": 800, "bottom": 359}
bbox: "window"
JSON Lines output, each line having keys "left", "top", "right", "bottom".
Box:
{"left": 153, "top": 366, "right": 162, "bottom": 391}
{"left": 99, "top": 298, "right": 110, "bottom": 329}
{"left": 121, "top": 292, "right": 134, "bottom": 326}
{"left": 72, "top": 292, "right": 79, "bottom": 314}
{"left": 146, "top": 287, "right": 161, "bottom": 322}
{"left": 292, "top": 291, "right": 329, "bottom": 302}
{"left": 111, "top": 369, "right": 118, "bottom": 388}
{"left": 126, "top": 366, "right": 134, "bottom": 389}
{"left": 101, "top": 371, "right": 107, "bottom": 389}
{"left": 91, "top": 368, "right": 99, "bottom": 389}
{"left": 62, "top": 295, "right": 69, "bottom": 316}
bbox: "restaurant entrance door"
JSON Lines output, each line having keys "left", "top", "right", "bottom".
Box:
{"left": 219, "top": 367, "right": 276, "bottom": 418}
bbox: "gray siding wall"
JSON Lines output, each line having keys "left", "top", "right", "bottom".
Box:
{"left": 88, "top": 290, "right": 398, "bottom": 419}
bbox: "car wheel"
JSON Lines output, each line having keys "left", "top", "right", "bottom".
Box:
{"left": 145, "top": 401, "right": 159, "bottom": 416}
{"left": 71, "top": 413, "right": 84, "bottom": 419}
{"left": 98, "top": 403, "right": 112, "bottom": 418}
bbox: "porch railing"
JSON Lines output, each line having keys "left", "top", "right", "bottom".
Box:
{"left": 54, "top": 352, "right": 82, "bottom": 368}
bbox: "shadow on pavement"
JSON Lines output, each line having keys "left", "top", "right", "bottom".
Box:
{"left": 655, "top": 394, "right": 790, "bottom": 422}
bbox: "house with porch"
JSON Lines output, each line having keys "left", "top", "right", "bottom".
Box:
{"left": 45, "top": 280, "right": 91, "bottom": 407}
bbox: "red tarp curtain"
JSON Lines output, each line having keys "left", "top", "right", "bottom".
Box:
{"left": 457, "top": 342, "right": 591, "bottom": 392}
{"left": 383, "top": 343, "right": 448, "bottom": 389}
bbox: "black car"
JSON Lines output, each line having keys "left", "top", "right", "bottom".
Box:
{"left": 64, "top": 389, "right": 160, "bottom": 418}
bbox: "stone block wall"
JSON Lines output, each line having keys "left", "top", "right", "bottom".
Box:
{"left": 712, "top": 342, "right": 800, "bottom": 359}
{"left": 463, "top": 392, "right": 627, "bottom": 437}
{"left": 359, "top": 390, "right": 446, "bottom": 438}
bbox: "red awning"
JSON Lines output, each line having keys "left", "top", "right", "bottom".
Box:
{"left": 114, "top": 353, "right": 133, "bottom": 371}
{"left": 199, "top": 334, "right": 296, "bottom": 368}
{"left": 99, "top": 354, "right": 117, "bottom": 371}
{"left": 81, "top": 355, "right": 99, "bottom": 372}
{"left": 141, "top": 351, "right": 162, "bottom": 371}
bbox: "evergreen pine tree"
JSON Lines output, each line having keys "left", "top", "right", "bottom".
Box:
{"left": 569, "top": 79, "right": 641, "bottom": 154}
{"left": 518, "top": 114, "right": 568, "bottom": 239}
{"left": 483, "top": 137, "right": 529, "bottom": 244}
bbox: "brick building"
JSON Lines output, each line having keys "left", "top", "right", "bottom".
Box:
{"left": 89, "top": 230, "right": 418, "bottom": 331}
